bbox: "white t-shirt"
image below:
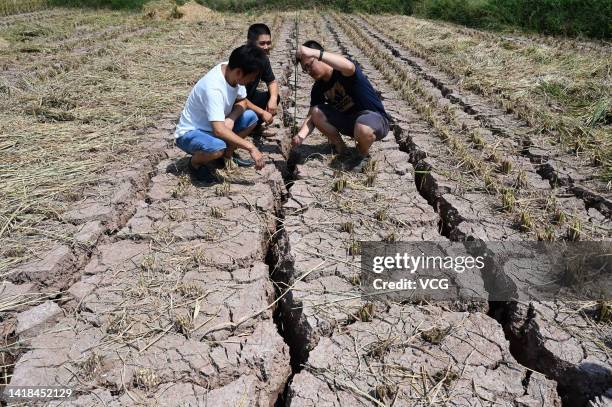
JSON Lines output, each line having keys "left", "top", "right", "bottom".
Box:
{"left": 175, "top": 62, "right": 247, "bottom": 138}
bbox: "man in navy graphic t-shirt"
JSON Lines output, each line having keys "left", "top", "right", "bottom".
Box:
{"left": 292, "top": 40, "right": 390, "bottom": 172}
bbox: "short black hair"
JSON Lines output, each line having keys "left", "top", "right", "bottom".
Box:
{"left": 302, "top": 40, "right": 324, "bottom": 51}
{"left": 247, "top": 23, "right": 271, "bottom": 42}
{"left": 228, "top": 44, "right": 267, "bottom": 75}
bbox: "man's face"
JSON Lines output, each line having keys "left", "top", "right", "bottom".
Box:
{"left": 237, "top": 70, "right": 260, "bottom": 86}
{"left": 301, "top": 57, "right": 325, "bottom": 81}
{"left": 254, "top": 34, "right": 272, "bottom": 55}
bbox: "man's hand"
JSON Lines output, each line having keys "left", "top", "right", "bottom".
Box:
{"left": 291, "top": 133, "right": 306, "bottom": 148}
{"left": 266, "top": 99, "right": 277, "bottom": 116}
{"left": 262, "top": 110, "right": 273, "bottom": 125}
{"left": 249, "top": 146, "right": 265, "bottom": 170}
{"left": 296, "top": 45, "right": 317, "bottom": 65}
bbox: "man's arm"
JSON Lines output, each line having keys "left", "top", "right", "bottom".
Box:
{"left": 291, "top": 106, "right": 316, "bottom": 147}
{"left": 298, "top": 46, "right": 355, "bottom": 77}
{"left": 224, "top": 98, "right": 247, "bottom": 129}
{"left": 211, "top": 119, "right": 265, "bottom": 169}
{"left": 266, "top": 80, "right": 279, "bottom": 115}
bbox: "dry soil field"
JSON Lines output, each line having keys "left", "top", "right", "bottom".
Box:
{"left": 0, "top": 2, "right": 611, "bottom": 406}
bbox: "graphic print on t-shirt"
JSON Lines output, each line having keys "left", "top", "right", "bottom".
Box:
{"left": 324, "top": 82, "right": 355, "bottom": 113}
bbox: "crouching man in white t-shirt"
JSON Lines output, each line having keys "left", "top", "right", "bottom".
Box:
{"left": 175, "top": 45, "right": 268, "bottom": 182}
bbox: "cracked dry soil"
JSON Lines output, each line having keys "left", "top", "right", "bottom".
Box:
{"left": 1, "top": 8, "right": 611, "bottom": 407}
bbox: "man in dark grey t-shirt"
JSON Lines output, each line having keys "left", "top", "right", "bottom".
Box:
{"left": 245, "top": 23, "right": 279, "bottom": 127}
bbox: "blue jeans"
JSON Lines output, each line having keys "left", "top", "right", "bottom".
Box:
{"left": 176, "top": 109, "right": 258, "bottom": 154}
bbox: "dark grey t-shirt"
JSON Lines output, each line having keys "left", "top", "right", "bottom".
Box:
{"left": 310, "top": 61, "right": 388, "bottom": 121}
{"left": 246, "top": 57, "right": 275, "bottom": 99}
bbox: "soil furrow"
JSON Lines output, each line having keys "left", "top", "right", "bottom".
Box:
{"left": 1, "top": 25, "right": 156, "bottom": 89}
{"left": 0, "top": 9, "right": 69, "bottom": 27}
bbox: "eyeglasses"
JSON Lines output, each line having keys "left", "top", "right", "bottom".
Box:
{"left": 257, "top": 41, "right": 272, "bottom": 46}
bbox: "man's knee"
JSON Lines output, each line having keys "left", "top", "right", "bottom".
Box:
{"left": 244, "top": 109, "right": 258, "bottom": 128}
{"left": 233, "top": 109, "right": 258, "bottom": 134}
{"left": 354, "top": 122, "right": 375, "bottom": 142}
{"left": 207, "top": 136, "right": 228, "bottom": 153}
{"left": 311, "top": 105, "right": 327, "bottom": 127}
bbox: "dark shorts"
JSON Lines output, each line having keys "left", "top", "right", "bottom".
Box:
{"left": 315, "top": 104, "right": 390, "bottom": 141}
{"left": 249, "top": 90, "right": 281, "bottom": 125}
{"left": 249, "top": 90, "right": 277, "bottom": 109}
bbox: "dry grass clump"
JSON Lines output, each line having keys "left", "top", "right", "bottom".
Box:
{"left": 355, "top": 302, "right": 374, "bottom": 322}
{"left": 78, "top": 353, "right": 103, "bottom": 380}
{"left": 348, "top": 237, "right": 361, "bottom": 256}
{"left": 421, "top": 325, "right": 452, "bottom": 344}
{"left": 209, "top": 206, "right": 225, "bottom": 218}
{"left": 375, "top": 208, "right": 388, "bottom": 222}
{"left": 133, "top": 368, "right": 160, "bottom": 390}
{"left": 340, "top": 221, "right": 354, "bottom": 233}
{"left": 176, "top": 1, "right": 218, "bottom": 22}
{"left": 0, "top": 0, "right": 47, "bottom": 16}
{"left": 176, "top": 281, "right": 203, "bottom": 299}
{"left": 174, "top": 313, "right": 193, "bottom": 337}
{"left": 596, "top": 301, "right": 612, "bottom": 323}
{"left": 332, "top": 175, "right": 348, "bottom": 192}
{"left": 567, "top": 218, "right": 581, "bottom": 241}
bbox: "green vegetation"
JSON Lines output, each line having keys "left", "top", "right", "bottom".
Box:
{"left": 414, "top": 0, "right": 612, "bottom": 38}
{"left": 48, "top": 0, "right": 149, "bottom": 8}
{"left": 47, "top": 0, "right": 187, "bottom": 10}
{"left": 198, "top": 0, "right": 611, "bottom": 39}
{"left": 198, "top": 0, "right": 412, "bottom": 13}
{"left": 12, "top": 0, "right": 608, "bottom": 39}
{"left": 491, "top": 0, "right": 611, "bottom": 39}
{"left": 9, "top": 0, "right": 608, "bottom": 38}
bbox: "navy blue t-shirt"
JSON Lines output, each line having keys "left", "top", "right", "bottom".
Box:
{"left": 309, "top": 61, "right": 388, "bottom": 121}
